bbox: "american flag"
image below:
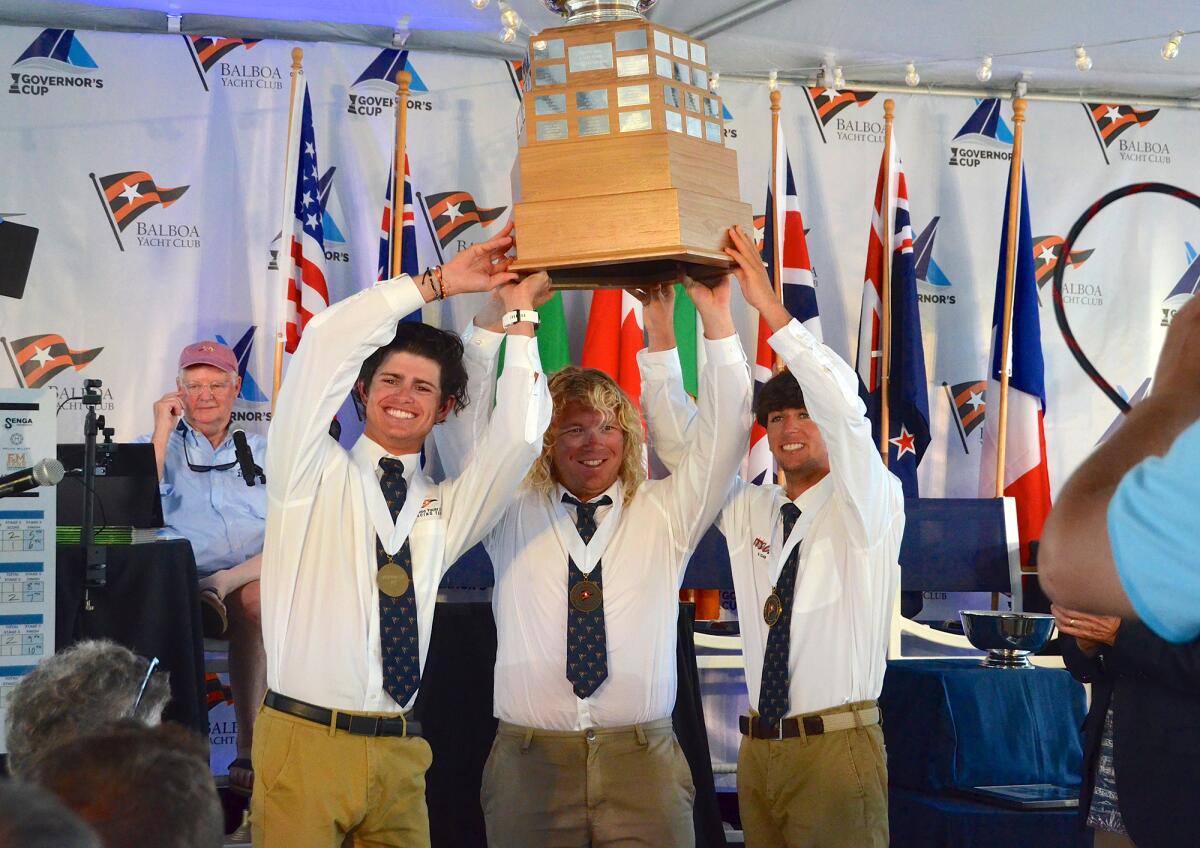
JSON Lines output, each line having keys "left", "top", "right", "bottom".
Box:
{"left": 745, "top": 123, "right": 820, "bottom": 486}
{"left": 854, "top": 129, "right": 930, "bottom": 497}
{"left": 281, "top": 84, "right": 329, "bottom": 354}
{"left": 377, "top": 155, "right": 421, "bottom": 322}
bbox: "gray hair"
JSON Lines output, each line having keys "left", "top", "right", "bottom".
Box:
{"left": 0, "top": 781, "right": 101, "bottom": 848}
{"left": 4, "top": 640, "right": 170, "bottom": 777}
{"left": 24, "top": 721, "right": 222, "bottom": 848}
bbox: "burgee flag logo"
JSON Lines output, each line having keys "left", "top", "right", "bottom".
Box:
{"left": 1033, "top": 234, "right": 1097, "bottom": 307}
{"left": 89, "top": 171, "right": 195, "bottom": 252}
{"left": 420, "top": 190, "right": 506, "bottom": 249}
{"left": 3, "top": 334, "right": 102, "bottom": 389}
{"left": 9, "top": 29, "right": 104, "bottom": 96}
{"left": 1084, "top": 103, "right": 1167, "bottom": 165}
{"left": 183, "top": 35, "right": 281, "bottom": 92}
{"left": 802, "top": 86, "right": 877, "bottom": 144}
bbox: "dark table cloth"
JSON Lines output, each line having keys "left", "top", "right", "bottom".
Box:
{"left": 889, "top": 786, "right": 1091, "bottom": 848}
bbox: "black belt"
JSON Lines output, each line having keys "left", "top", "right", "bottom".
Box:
{"left": 740, "top": 715, "right": 820, "bottom": 739}
{"left": 264, "top": 691, "right": 421, "bottom": 738}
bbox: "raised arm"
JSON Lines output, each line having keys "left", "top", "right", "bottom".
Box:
{"left": 726, "top": 225, "right": 900, "bottom": 545}
{"left": 652, "top": 272, "right": 752, "bottom": 560}
{"left": 437, "top": 272, "right": 553, "bottom": 563}
{"left": 636, "top": 284, "right": 697, "bottom": 474}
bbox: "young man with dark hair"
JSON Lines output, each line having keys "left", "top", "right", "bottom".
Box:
{"left": 255, "top": 225, "right": 552, "bottom": 847}
{"left": 436, "top": 273, "right": 750, "bottom": 847}
{"left": 640, "top": 226, "right": 903, "bottom": 847}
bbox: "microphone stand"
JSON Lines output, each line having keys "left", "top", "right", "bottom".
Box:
{"left": 80, "top": 379, "right": 108, "bottom": 609}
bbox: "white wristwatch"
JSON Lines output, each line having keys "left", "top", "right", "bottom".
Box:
{"left": 501, "top": 309, "right": 541, "bottom": 328}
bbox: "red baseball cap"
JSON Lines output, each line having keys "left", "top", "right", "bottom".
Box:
{"left": 178, "top": 340, "right": 238, "bottom": 374}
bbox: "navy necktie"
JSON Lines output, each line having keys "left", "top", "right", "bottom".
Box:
{"left": 563, "top": 492, "right": 613, "bottom": 699}
{"left": 377, "top": 457, "right": 421, "bottom": 707}
{"left": 758, "top": 502, "right": 802, "bottom": 721}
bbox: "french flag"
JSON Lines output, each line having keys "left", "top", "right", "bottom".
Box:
{"left": 746, "top": 122, "right": 820, "bottom": 485}
{"left": 282, "top": 84, "right": 329, "bottom": 353}
{"left": 979, "top": 164, "right": 1052, "bottom": 567}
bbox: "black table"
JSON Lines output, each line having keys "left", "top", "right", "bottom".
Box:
{"left": 55, "top": 540, "right": 207, "bottom": 736}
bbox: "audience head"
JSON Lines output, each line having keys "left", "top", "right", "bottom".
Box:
{"left": 354, "top": 322, "right": 470, "bottom": 454}
{"left": 4, "top": 640, "right": 169, "bottom": 777}
{"left": 529, "top": 367, "right": 645, "bottom": 503}
{"left": 0, "top": 780, "right": 100, "bottom": 848}
{"left": 24, "top": 721, "right": 222, "bottom": 848}
{"left": 176, "top": 340, "right": 240, "bottom": 438}
{"left": 753, "top": 369, "right": 829, "bottom": 481}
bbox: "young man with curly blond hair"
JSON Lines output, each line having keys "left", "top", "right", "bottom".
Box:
{"left": 435, "top": 273, "right": 750, "bottom": 848}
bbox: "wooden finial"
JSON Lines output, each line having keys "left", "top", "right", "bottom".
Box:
{"left": 884, "top": 98, "right": 895, "bottom": 120}
{"left": 291, "top": 47, "right": 303, "bottom": 71}
{"left": 1012, "top": 97, "right": 1027, "bottom": 123}
{"left": 395, "top": 70, "right": 412, "bottom": 95}
{"left": 770, "top": 89, "right": 781, "bottom": 111}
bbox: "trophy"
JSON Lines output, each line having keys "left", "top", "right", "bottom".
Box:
{"left": 509, "top": 0, "right": 753, "bottom": 288}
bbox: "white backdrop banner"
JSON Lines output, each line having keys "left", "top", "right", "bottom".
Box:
{"left": 1, "top": 24, "right": 1196, "bottom": 498}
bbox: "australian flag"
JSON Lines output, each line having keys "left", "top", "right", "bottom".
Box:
{"left": 282, "top": 84, "right": 329, "bottom": 354}
{"left": 854, "top": 132, "right": 930, "bottom": 497}
{"left": 377, "top": 155, "right": 421, "bottom": 322}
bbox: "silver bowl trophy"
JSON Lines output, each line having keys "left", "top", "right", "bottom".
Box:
{"left": 959, "top": 611, "right": 1057, "bottom": 669}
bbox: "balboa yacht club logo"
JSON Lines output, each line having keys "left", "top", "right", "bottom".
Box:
{"left": 947, "top": 98, "right": 1013, "bottom": 167}
{"left": 347, "top": 49, "right": 430, "bottom": 116}
{"left": 9, "top": 29, "right": 103, "bottom": 96}
{"left": 182, "top": 35, "right": 281, "bottom": 92}
{"left": 913, "top": 216, "right": 956, "bottom": 304}
{"left": 802, "top": 86, "right": 878, "bottom": 144}
{"left": 415, "top": 189, "right": 505, "bottom": 258}
{"left": 1084, "top": 103, "right": 1166, "bottom": 165}
{"left": 89, "top": 170, "right": 195, "bottom": 251}
{"left": 1162, "top": 241, "right": 1200, "bottom": 326}
{"left": 1033, "top": 235, "right": 1096, "bottom": 305}
{"left": 942, "top": 379, "right": 985, "bottom": 454}
{"left": 1, "top": 333, "right": 102, "bottom": 389}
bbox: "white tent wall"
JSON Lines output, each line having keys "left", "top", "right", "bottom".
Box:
{"left": 1, "top": 22, "right": 1195, "bottom": 500}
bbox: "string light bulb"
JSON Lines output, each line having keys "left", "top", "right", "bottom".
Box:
{"left": 904, "top": 62, "right": 919, "bottom": 87}
{"left": 470, "top": 0, "right": 490, "bottom": 8}
{"left": 708, "top": 70, "right": 719, "bottom": 91}
{"left": 499, "top": 1, "right": 521, "bottom": 30}
{"left": 1162, "top": 31, "right": 1183, "bottom": 61}
{"left": 500, "top": 26, "right": 517, "bottom": 43}
{"left": 833, "top": 66, "right": 844, "bottom": 88}
{"left": 534, "top": 39, "right": 547, "bottom": 52}
{"left": 1075, "top": 45, "right": 1092, "bottom": 71}
{"left": 976, "top": 55, "right": 992, "bottom": 82}
{"left": 768, "top": 69, "right": 778, "bottom": 91}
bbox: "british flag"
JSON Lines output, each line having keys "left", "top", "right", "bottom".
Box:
{"left": 854, "top": 130, "right": 930, "bottom": 497}
{"left": 281, "top": 84, "right": 329, "bottom": 354}
{"left": 746, "top": 122, "right": 820, "bottom": 485}
{"left": 377, "top": 155, "right": 421, "bottom": 322}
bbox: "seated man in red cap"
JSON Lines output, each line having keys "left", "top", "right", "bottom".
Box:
{"left": 143, "top": 338, "right": 267, "bottom": 795}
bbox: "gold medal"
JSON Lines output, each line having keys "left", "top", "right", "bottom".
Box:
{"left": 569, "top": 580, "right": 603, "bottom": 613}
{"left": 763, "top": 592, "right": 783, "bottom": 627}
{"left": 377, "top": 562, "right": 411, "bottom": 598}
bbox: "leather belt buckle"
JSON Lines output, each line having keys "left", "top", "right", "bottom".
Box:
{"left": 770, "top": 718, "right": 785, "bottom": 740}
{"left": 803, "top": 715, "right": 825, "bottom": 736}
{"left": 347, "top": 714, "right": 382, "bottom": 737}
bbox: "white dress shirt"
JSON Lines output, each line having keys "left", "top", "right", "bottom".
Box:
{"left": 261, "top": 276, "right": 550, "bottom": 713}
{"left": 436, "top": 326, "right": 751, "bottom": 730}
{"left": 641, "top": 318, "right": 903, "bottom": 716}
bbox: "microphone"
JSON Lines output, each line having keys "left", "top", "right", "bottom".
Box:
{"left": 231, "top": 429, "right": 263, "bottom": 487}
{"left": 0, "top": 458, "right": 65, "bottom": 498}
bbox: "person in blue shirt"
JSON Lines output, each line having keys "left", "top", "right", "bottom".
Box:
{"left": 1042, "top": 294, "right": 1200, "bottom": 644}
{"left": 145, "top": 339, "right": 267, "bottom": 796}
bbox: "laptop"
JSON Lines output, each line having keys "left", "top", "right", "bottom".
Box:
{"left": 56, "top": 443, "right": 164, "bottom": 529}
{"left": 956, "top": 783, "right": 1079, "bottom": 810}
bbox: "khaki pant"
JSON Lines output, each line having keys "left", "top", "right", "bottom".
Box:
{"left": 250, "top": 704, "right": 432, "bottom": 848}
{"left": 481, "top": 717, "right": 696, "bottom": 848}
{"left": 737, "top": 702, "right": 888, "bottom": 848}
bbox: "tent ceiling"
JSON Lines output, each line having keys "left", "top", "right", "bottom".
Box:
{"left": 4, "top": 0, "right": 1199, "bottom": 102}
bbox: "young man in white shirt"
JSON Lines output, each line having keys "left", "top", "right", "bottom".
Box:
{"left": 253, "top": 226, "right": 552, "bottom": 848}
{"left": 640, "top": 226, "right": 903, "bottom": 847}
{"left": 435, "top": 273, "right": 751, "bottom": 847}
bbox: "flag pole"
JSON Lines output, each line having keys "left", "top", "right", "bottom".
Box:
{"left": 390, "top": 70, "right": 412, "bottom": 279}
{"left": 770, "top": 88, "right": 789, "bottom": 488}
{"left": 272, "top": 46, "right": 304, "bottom": 411}
{"left": 879, "top": 98, "right": 895, "bottom": 463}
{"left": 994, "top": 97, "right": 1027, "bottom": 497}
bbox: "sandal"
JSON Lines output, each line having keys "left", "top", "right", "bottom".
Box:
{"left": 199, "top": 587, "right": 229, "bottom": 639}
{"left": 228, "top": 757, "right": 254, "bottom": 797}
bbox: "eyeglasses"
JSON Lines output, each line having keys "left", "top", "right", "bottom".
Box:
{"left": 133, "top": 656, "right": 160, "bottom": 713}
{"left": 176, "top": 421, "right": 237, "bottom": 473}
{"left": 181, "top": 381, "right": 234, "bottom": 396}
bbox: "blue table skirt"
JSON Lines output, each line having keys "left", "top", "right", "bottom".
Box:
{"left": 880, "top": 659, "right": 1086, "bottom": 794}
{"left": 889, "top": 787, "right": 1092, "bottom": 848}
